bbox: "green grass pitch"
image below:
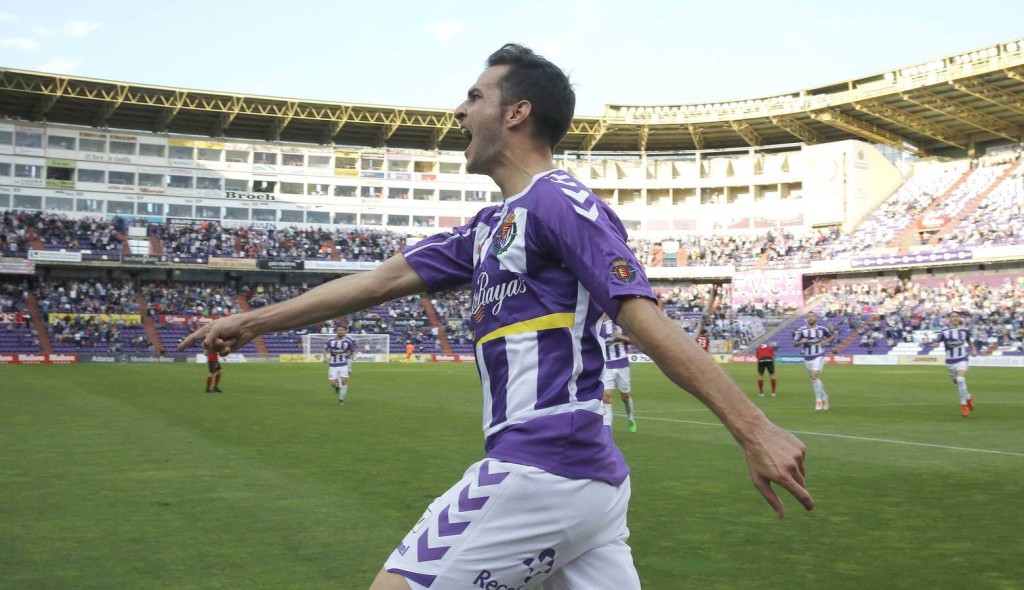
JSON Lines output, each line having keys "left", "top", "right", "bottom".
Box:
{"left": 1, "top": 362, "right": 1021, "bottom": 589}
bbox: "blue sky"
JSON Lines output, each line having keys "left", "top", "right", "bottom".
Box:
{"left": 1, "top": 1, "right": 1023, "bottom": 116}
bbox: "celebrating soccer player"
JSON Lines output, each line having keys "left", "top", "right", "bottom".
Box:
{"left": 181, "top": 43, "right": 813, "bottom": 589}
{"left": 793, "top": 311, "right": 834, "bottom": 410}
{"left": 934, "top": 311, "right": 978, "bottom": 417}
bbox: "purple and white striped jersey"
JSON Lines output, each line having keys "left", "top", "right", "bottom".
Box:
{"left": 402, "top": 169, "right": 655, "bottom": 486}
{"left": 324, "top": 337, "right": 356, "bottom": 367}
{"left": 599, "top": 319, "right": 630, "bottom": 369}
{"left": 936, "top": 327, "right": 971, "bottom": 364}
{"left": 794, "top": 325, "right": 832, "bottom": 360}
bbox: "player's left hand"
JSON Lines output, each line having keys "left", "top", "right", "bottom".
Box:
{"left": 742, "top": 422, "right": 814, "bottom": 518}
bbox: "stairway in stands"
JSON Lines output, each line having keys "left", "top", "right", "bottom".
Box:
{"left": 24, "top": 291, "right": 53, "bottom": 354}
{"left": 420, "top": 296, "right": 453, "bottom": 354}
{"left": 927, "top": 161, "right": 1021, "bottom": 245}
{"left": 135, "top": 293, "right": 166, "bottom": 355}
{"left": 887, "top": 168, "right": 972, "bottom": 249}
{"left": 234, "top": 294, "right": 270, "bottom": 357}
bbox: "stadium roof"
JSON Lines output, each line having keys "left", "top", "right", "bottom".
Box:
{"left": 2, "top": 39, "right": 1024, "bottom": 157}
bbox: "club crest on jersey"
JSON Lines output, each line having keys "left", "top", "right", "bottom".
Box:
{"left": 492, "top": 211, "right": 518, "bottom": 255}
{"left": 610, "top": 258, "right": 638, "bottom": 283}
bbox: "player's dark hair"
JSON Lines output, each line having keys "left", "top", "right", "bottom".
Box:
{"left": 486, "top": 43, "right": 575, "bottom": 150}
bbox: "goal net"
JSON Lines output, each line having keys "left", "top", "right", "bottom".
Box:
{"left": 301, "top": 332, "right": 390, "bottom": 363}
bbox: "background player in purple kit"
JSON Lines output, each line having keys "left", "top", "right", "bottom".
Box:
{"left": 181, "top": 43, "right": 813, "bottom": 590}
{"left": 599, "top": 314, "right": 637, "bottom": 432}
{"left": 934, "top": 311, "right": 978, "bottom": 417}
{"left": 324, "top": 325, "right": 356, "bottom": 405}
{"left": 794, "top": 311, "right": 834, "bottom": 411}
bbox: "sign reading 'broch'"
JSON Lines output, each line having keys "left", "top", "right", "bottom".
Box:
{"left": 224, "top": 191, "right": 276, "bottom": 201}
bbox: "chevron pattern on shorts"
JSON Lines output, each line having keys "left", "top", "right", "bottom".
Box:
{"left": 416, "top": 461, "right": 510, "bottom": 563}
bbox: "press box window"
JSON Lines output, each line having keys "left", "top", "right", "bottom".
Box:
{"left": 333, "top": 212, "right": 356, "bottom": 225}
{"left": 197, "top": 148, "right": 222, "bottom": 162}
{"left": 307, "top": 183, "right": 330, "bottom": 196}
{"left": 196, "top": 206, "right": 220, "bottom": 219}
{"left": 254, "top": 180, "right": 276, "bottom": 192}
{"left": 0, "top": 163, "right": 8, "bottom": 177}
{"left": 109, "top": 141, "right": 136, "bottom": 155}
{"left": 15, "top": 129, "right": 43, "bottom": 149}
{"left": 76, "top": 199, "right": 104, "bottom": 213}
{"left": 334, "top": 185, "right": 356, "bottom": 197}
{"left": 167, "top": 204, "right": 192, "bottom": 217}
{"left": 308, "top": 155, "right": 331, "bottom": 169}
{"left": 224, "top": 207, "right": 249, "bottom": 221}
{"left": 45, "top": 196, "right": 74, "bottom": 211}
{"left": 13, "top": 195, "right": 43, "bottom": 209}
{"left": 280, "top": 210, "right": 303, "bottom": 223}
{"left": 252, "top": 208, "right": 276, "bottom": 222}
{"left": 361, "top": 186, "right": 383, "bottom": 198}
{"left": 169, "top": 146, "right": 194, "bottom": 160}
{"left": 79, "top": 137, "right": 106, "bottom": 153}
{"left": 439, "top": 162, "right": 461, "bottom": 174}
{"left": 466, "top": 190, "right": 487, "bottom": 202}
{"left": 108, "top": 171, "right": 135, "bottom": 185}
{"left": 139, "top": 173, "right": 164, "bottom": 187}
{"left": 282, "top": 154, "right": 304, "bottom": 166}
{"left": 335, "top": 156, "right": 357, "bottom": 170}
{"left": 77, "top": 169, "right": 105, "bottom": 183}
{"left": 413, "top": 215, "right": 434, "bottom": 228}
{"left": 47, "top": 135, "right": 77, "bottom": 150}
{"left": 107, "top": 201, "right": 133, "bottom": 215}
{"left": 225, "top": 179, "right": 248, "bottom": 191}
{"left": 226, "top": 150, "right": 250, "bottom": 163}
{"left": 197, "top": 177, "right": 222, "bottom": 190}
{"left": 361, "top": 157, "right": 383, "bottom": 171}
{"left": 136, "top": 202, "right": 165, "bottom": 216}
{"left": 46, "top": 165, "right": 74, "bottom": 182}
{"left": 254, "top": 152, "right": 277, "bottom": 165}
{"left": 0, "top": 194, "right": 9, "bottom": 207}
{"left": 0, "top": 130, "right": 12, "bottom": 146}
{"left": 439, "top": 190, "right": 461, "bottom": 202}
{"left": 307, "top": 211, "right": 330, "bottom": 224}
{"left": 139, "top": 143, "right": 165, "bottom": 157}
{"left": 360, "top": 213, "right": 383, "bottom": 226}
{"left": 15, "top": 164, "right": 43, "bottom": 179}
{"left": 168, "top": 175, "right": 193, "bottom": 189}
{"left": 413, "top": 189, "right": 434, "bottom": 201}
{"left": 280, "top": 182, "right": 303, "bottom": 195}
{"left": 387, "top": 214, "right": 410, "bottom": 226}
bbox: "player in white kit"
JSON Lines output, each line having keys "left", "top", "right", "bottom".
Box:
{"left": 181, "top": 44, "right": 814, "bottom": 589}
{"left": 793, "top": 312, "right": 834, "bottom": 411}
{"left": 324, "top": 325, "right": 356, "bottom": 405}
{"left": 599, "top": 315, "right": 637, "bottom": 432}
{"left": 934, "top": 311, "right": 978, "bottom": 417}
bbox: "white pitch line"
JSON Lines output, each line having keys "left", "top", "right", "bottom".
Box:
{"left": 634, "top": 415, "right": 1024, "bottom": 457}
{"left": 639, "top": 400, "right": 1024, "bottom": 414}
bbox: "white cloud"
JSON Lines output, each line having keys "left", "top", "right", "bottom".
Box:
{"left": 0, "top": 37, "right": 40, "bottom": 51}
{"left": 62, "top": 20, "right": 102, "bottom": 37}
{"left": 0, "top": 12, "right": 18, "bottom": 23}
{"left": 32, "top": 26, "right": 55, "bottom": 38}
{"left": 35, "top": 55, "right": 82, "bottom": 74}
{"left": 425, "top": 20, "right": 465, "bottom": 45}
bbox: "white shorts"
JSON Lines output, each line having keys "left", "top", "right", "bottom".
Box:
{"left": 328, "top": 366, "right": 350, "bottom": 381}
{"left": 601, "top": 366, "right": 631, "bottom": 393}
{"left": 946, "top": 361, "right": 969, "bottom": 380}
{"left": 804, "top": 356, "right": 825, "bottom": 375}
{"left": 384, "top": 459, "right": 639, "bottom": 590}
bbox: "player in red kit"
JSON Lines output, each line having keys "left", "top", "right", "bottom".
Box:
{"left": 205, "top": 349, "right": 223, "bottom": 393}
{"left": 695, "top": 327, "right": 710, "bottom": 352}
{"left": 756, "top": 342, "right": 776, "bottom": 397}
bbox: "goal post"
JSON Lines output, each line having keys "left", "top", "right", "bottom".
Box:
{"left": 301, "top": 333, "right": 390, "bottom": 363}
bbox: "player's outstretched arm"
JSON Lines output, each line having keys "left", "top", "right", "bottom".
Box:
{"left": 178, "top": 254, "right": 428, "bottom": 356}
{"left": 615, "top": 296, "right": 814, "bottom": 517}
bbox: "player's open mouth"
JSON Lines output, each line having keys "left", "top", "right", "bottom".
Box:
{"left": 461, "top": 127, "right": 472, "bottom": 141}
